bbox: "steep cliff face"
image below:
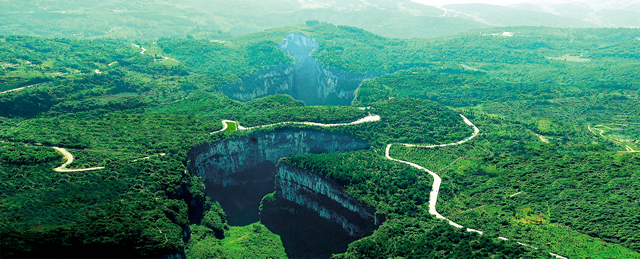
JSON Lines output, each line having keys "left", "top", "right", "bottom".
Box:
{"left": 275, "top": 163, "right": 383, "bottom": 237}
{"left": 259, "top": 162, "right": 382, "bottom": 258}
{"left": 220, "top": 33, "right": 381, "bottom": 105}
{"left": 187, "top": 130, "right": 370, "bottom": 225}
{"left": 188, "top": 130, "right": 369, "bottom": 187}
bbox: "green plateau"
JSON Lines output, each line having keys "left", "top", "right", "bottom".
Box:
{"left": 1, "top": 19, "right": 639, "bottom": 259}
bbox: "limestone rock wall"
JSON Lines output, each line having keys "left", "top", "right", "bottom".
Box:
{"left": 220, "top": 33, "right": 380, "bottom": 105}
{"left": 188, "top": 130, "right": 370, "bottom": 187}
{"left": 187, "top": 129, "right": 380, "bottom": 256}
{"left": 275, "top": 162, "right": 384, "bottom": 237}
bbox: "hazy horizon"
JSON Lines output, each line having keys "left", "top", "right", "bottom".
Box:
{"left": 411, "top": 0, "right": 533, "bottom": 7}
{"left": 410, "top": 0, "right": 639, "bottom": 9}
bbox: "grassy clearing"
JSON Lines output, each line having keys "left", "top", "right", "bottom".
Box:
{"left": 222, "top": 223, "right": 287, "bottom": 258}
{"left": 186, "top": 222, "right": 287, "bottom": 258}
{"left": 536, "top": 119, "right": 553, "bottom": 132}
{"left": 224, "top": 121, "right": 237, "bottom": 132}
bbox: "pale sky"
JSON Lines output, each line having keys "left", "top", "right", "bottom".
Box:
{"left": 408, "top": 0, "right": 613, "bottom": 8}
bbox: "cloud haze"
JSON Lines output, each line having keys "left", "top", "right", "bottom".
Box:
{"left": 411, "top": 0, "right": 531, "bottom": 7}
{"left": 410, "top": 0, "right": 640, "bottom": 10}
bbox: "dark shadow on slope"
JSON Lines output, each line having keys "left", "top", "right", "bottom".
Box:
{"left": 187, "top": 130, "right": 381, "bottom": 257}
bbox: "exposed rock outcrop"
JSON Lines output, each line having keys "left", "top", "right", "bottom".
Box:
{"left": 274, "top": 162, "right": 383, "bottom": 237}
{"left": 258, "top": 162, "right": 382, "bottom": 258}
{"left": 187, "top": 129, "right": 383, "bottom": 258}
{"left": 187, "top": 130, "right": 370, "bottom": 225}
{"left": 220, "top": 33, "right": 381, "bottom": 105}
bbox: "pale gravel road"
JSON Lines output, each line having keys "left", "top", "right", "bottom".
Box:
{"left": 212, "top": 113, "right": 566, "bottom": 257}
{"left": 132, "top": 44, "right": 177, "bottom": 62}
{"left": 384, "top": 114, "right": 479, "bottom": 230}
{"left": 52, "top": 147, "right": 105, "bottom": 172}
{"left": 589, "top": 124, "right": 640, "bottom": 153}
{"left": 383, "top": 114, "right": 567, "bottom": 259}
{"left": 52, "top": 147, "right": 166, "bottom": 172}
{"left": 211, "top": 115, "right": 381, "bottom": 134}
{"left": 0, "top": 82, "right": 49, "bottom": 95}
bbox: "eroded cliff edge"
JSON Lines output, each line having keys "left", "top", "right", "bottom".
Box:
{"left": 187, "top": 129, "right": 370, "bottom": 225}
{"left": 273, "top": 162, "right": 383, "bottom": 237}
{"left": 258, "top": 162, "right": 384, "bottom": 258}
{"left": 220, "top": 33, "right": 381, "bottom": 105}
{"left": 187, "top": 129, "right": 382, "bottom": 258}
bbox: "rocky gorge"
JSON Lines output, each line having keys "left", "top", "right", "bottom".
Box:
{"left": 259, "top": 162, "right": 384, "bottom": 257}
{"left": 187, "top": 129, "right": 383, "bottom": 257}
{"left": 220, "top": 33, "right": 381, "bottom": 105}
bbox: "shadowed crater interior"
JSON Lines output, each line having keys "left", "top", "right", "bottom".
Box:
{"left": 188, "top": 130, "right": 383, "bottom": 258}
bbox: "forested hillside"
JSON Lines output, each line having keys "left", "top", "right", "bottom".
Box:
{"left": 0, "top": 0, "right": 490, "bottom": 40}
{"left": 1, "top": 21, "right": 639, "bottom": 258}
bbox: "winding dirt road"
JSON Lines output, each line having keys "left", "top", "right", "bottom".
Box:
{"left": 589, "top": 124, "right": 640, "bottom": 153}
{"left": 211, "top": 113, "right": 566, "bottom": 258}
{"left": 51, "top": 147, "right": 167, "bottom": 172}
{"left": 0, "top": 82, "right": 49, "bottom": 95}
{"left": 52, "top": 147, "right": 105, "bottom": 172}
{"left": 535, "top": 133, "right": 550, "bottom": 143}
{"left": 384, "top": 114, "right": 479, "bottom": 229}
{"left": 132, "top": 44, "right": 177, "bottom": 62}
{"left": 132, "top": 44, "right": 147, "bottom": 55}
{"left": 210, "top": 115, "right": 381, "bottom": 134}
{"left": 383, "top": 115, "right": 566, "bottom": 259}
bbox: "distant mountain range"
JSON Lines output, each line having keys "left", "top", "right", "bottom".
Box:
{"left": 438, "top": 0, "right": 640, "bottom": 28}
{"left": 0, "top": 0, "right": 638, "bottom": 40}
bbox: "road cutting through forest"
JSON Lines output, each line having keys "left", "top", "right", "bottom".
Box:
{"left": 589, "top": 124, "right": 640, "bottom": 153}
{"left": 209, "top": 120, "right": 239, "bottom": 134}
{"left": 47, "top": 111, "right": 566, "bottom": 257}
{"left": 51, "top": 147, "right": 166, "bottom": 172}
{"left": 132, "top": 44, "right": 147, "bottom": 54}
{"left": 384, "top": 115, "right": 566, "bottom": 258}
{"left": 132, "top": 44, "right": 177, "bottom": 62}
{"left": 384, "top": 114, "right": 479, "bottom": 230}
{"left": 536, "top": 133, "right": 550, "bottom": 143}
{"left": 52, "top": 147, "right": 105, "bottom": 172}
{"left": 212, "top": 113, "right": 567, "bottom": 259}
{"left": 210, "top": 115, "right": 381, "bottom": 134}
{"left": 0, "top": 82, "right": 49, "bottom": 95}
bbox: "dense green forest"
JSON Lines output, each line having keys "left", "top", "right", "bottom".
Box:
{"left": 1, "top": 20, "right": 640, "bottom": 258}
{"left": 384, "top": 112, "right": 640, "bottom": 258}
{"left": 1, "top": 146, "right": 191, "bottom": 257}
{"left": 337, "top": 219, "right": 544, "bottom": 258}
